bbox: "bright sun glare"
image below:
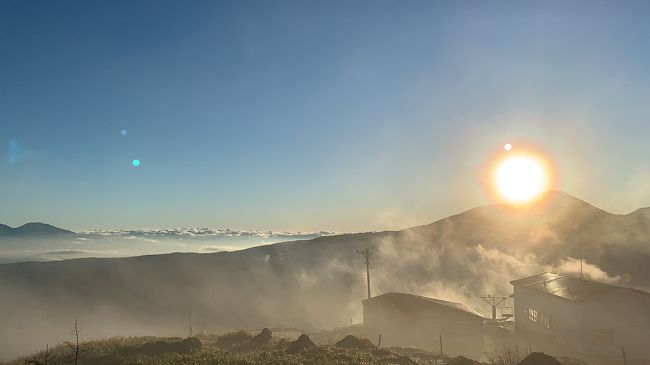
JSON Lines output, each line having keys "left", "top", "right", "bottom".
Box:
{"left": 495, "top": 155, "right": 547, "bottom": 203}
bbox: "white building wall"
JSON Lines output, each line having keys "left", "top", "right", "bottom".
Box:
{"left": 514, "top": 286, "right": 650, "bottom": 362}
{"left": 580, "top": 290, "right": 650, "bottom": 360}
{"left": 513, "top": 285, "right": 582, "bottom": 356}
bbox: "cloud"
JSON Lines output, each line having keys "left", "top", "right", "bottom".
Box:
{"left": 545, "top": 257, "right": 622, "bottom": 283}
{"left": 43, "top": 249, "right": 118, "bottom": 256}
{"left": 122, "top": 236, "right": 160, "bottom": 244}
{"left": 199, "top": 244, "right": 261, "bottom": 252}
{"left": 82, "top": 228, "right": 339, "bottom": 241}
{"left": 44, "top": 250, "right": 94, "bottom": 255}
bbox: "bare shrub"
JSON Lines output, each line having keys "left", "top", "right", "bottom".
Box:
{"left": 486, "top": 345, "right": 522, "bottom": 365}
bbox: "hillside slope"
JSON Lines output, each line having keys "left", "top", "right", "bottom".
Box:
{"left": 1, "top": 191, "right": 649, "bottom": 360}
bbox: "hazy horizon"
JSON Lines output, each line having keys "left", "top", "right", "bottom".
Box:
{"left": 3, "top": 189, "right": 649, "bottom": 233}
{"left": 2, "top": 190, "right": 649, "bottom": 265}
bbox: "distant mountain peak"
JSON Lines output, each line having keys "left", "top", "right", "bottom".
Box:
{"left": 0, "top": 222, "right": 75, "bottom": 237}
{"left": 489, "top": 190, "right": 609, "bottom": 216}
{"left": 543, "top": 190, "right": 603, "bottom": 207}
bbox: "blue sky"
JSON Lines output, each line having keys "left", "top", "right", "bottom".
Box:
{"left": 2, "top": 1, "right": 650, "bottom": 231}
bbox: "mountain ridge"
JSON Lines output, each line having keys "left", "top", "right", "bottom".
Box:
{"left": 0, "top": 222, "right": 75, "bottom": 237}
{"left": 1, "top": 190, "right": 650, "bottom": 358}
{"left": 1, "top": 190, "right": 641, "bottom": 240}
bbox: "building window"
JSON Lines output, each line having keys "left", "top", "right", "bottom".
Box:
{"left": 538, "top": 312, "right": 550, "bottom": 328}
{"left": 527, "top": 308, "right": 551, "bottom": 328}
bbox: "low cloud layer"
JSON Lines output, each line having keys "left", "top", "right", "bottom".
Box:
{"left": 0, "top": 228, "right": 339, "bottom": 264}
{"left": 81, "top": 228, "right": 339, "bottom": 240}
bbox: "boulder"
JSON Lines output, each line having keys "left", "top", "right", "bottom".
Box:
{"left": 449, "top": 356, "right": 482, "bottom": 365}
{"left": 235, "top": 328, "right": 273, "bottom": 353}
{"left": 520, "top": 352, "right": 562, "bottom": 365}
{"left": 286, "top": 334, "right": 317, "bottom": 354}
{"left": 335, "top": 335, "right": 375, "bottom": 351}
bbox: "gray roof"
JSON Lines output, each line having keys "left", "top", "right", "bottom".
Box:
{"left": 363, "top": 292, "right": 483, "bottom": 318}
{"left": 510, "top": 272, "right": 650, "bottom": 303}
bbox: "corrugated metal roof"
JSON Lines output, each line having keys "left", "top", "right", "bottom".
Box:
{"left": 510, "top": 272, "right": 561, "bottom": 287}
{"left": 510, "top": 273, "right": 630, "bottom": 302}
{"left": 363, "top": 292, "right": 483, "bottom": 318}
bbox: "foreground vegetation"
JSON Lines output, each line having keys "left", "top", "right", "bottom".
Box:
{"left": 5, "top": 328, "right": 567, "bottom": 365}
{"left": 3, "top": 333, "right": 432, "bottom": 365}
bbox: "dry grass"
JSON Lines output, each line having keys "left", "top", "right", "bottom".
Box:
{"left": 485, "top": 345, "right": 524, "bottom": 365}
{"left": 3, "top": 335, "right": 425, "bottom": 365}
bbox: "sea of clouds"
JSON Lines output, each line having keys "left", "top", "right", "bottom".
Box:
{"left": 0, "top": 228, "right": 339, "bottom": 263}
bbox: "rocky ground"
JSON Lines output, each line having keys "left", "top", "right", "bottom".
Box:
{"left": 3, "top": 329, "right": 577, "bottom": 365}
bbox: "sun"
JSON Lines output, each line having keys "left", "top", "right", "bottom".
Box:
{"left": 494, "top": 155, "right": 547, "bottom": 203}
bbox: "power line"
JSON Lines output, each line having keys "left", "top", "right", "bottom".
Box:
{"left": 481, "top": 294, "right": 507, "bottom": 322}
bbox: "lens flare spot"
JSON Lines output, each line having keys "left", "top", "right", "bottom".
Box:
{"left": 132, "top": 159, "right": 141, "bottom": 167}
{"left": 121, "top": 129, "right": 128, "bottom": 136}
{"left": 504, "top": 143, "right": 512, "bottom": 151}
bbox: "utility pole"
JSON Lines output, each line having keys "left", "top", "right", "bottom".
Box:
{"left": 579, "top": 232, "right": 584, "bottom": 278}
{"left": 580, "top": 245, "right": 584, "bottom": 278}
{"left": 357, "top": 248, "right": 373, "bottom": 299}
{"left": 481, "top": 295, "right": 507, "bottom": 322}
{"left": 188, "top": 312, "right": 193, "bottom": 337}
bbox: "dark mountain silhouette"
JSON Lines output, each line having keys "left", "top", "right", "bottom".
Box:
{"left": 0, "top": 224, "right": 13, "bottom": 235}
{"left": 1, "top": 191, "right": 649, "bottom": 359}
{"left": 0, "top": 222, "right": 75, "bottom": 237}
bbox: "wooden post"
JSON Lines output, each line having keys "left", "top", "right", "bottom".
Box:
{"left": 439, "top": 334, "right": 443, "bottom": 356}
{"left": 378, "top": 334, "right": 382, "bottom": 348}
{"left": 357, "top": 248, "right": 373, "bottom": 299}
{"left": 622, "top": 347, "right": 628, "bottom": 365}
{"left": 188, "top": 312, "right": 193, "bottom": 337}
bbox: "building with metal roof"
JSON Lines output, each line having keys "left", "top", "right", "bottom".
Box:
{"left": 511, "top": 273, "right": 650, "bottom": 364}
{"left": 362, "top": 292, "right": 484, "bottom": 358}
